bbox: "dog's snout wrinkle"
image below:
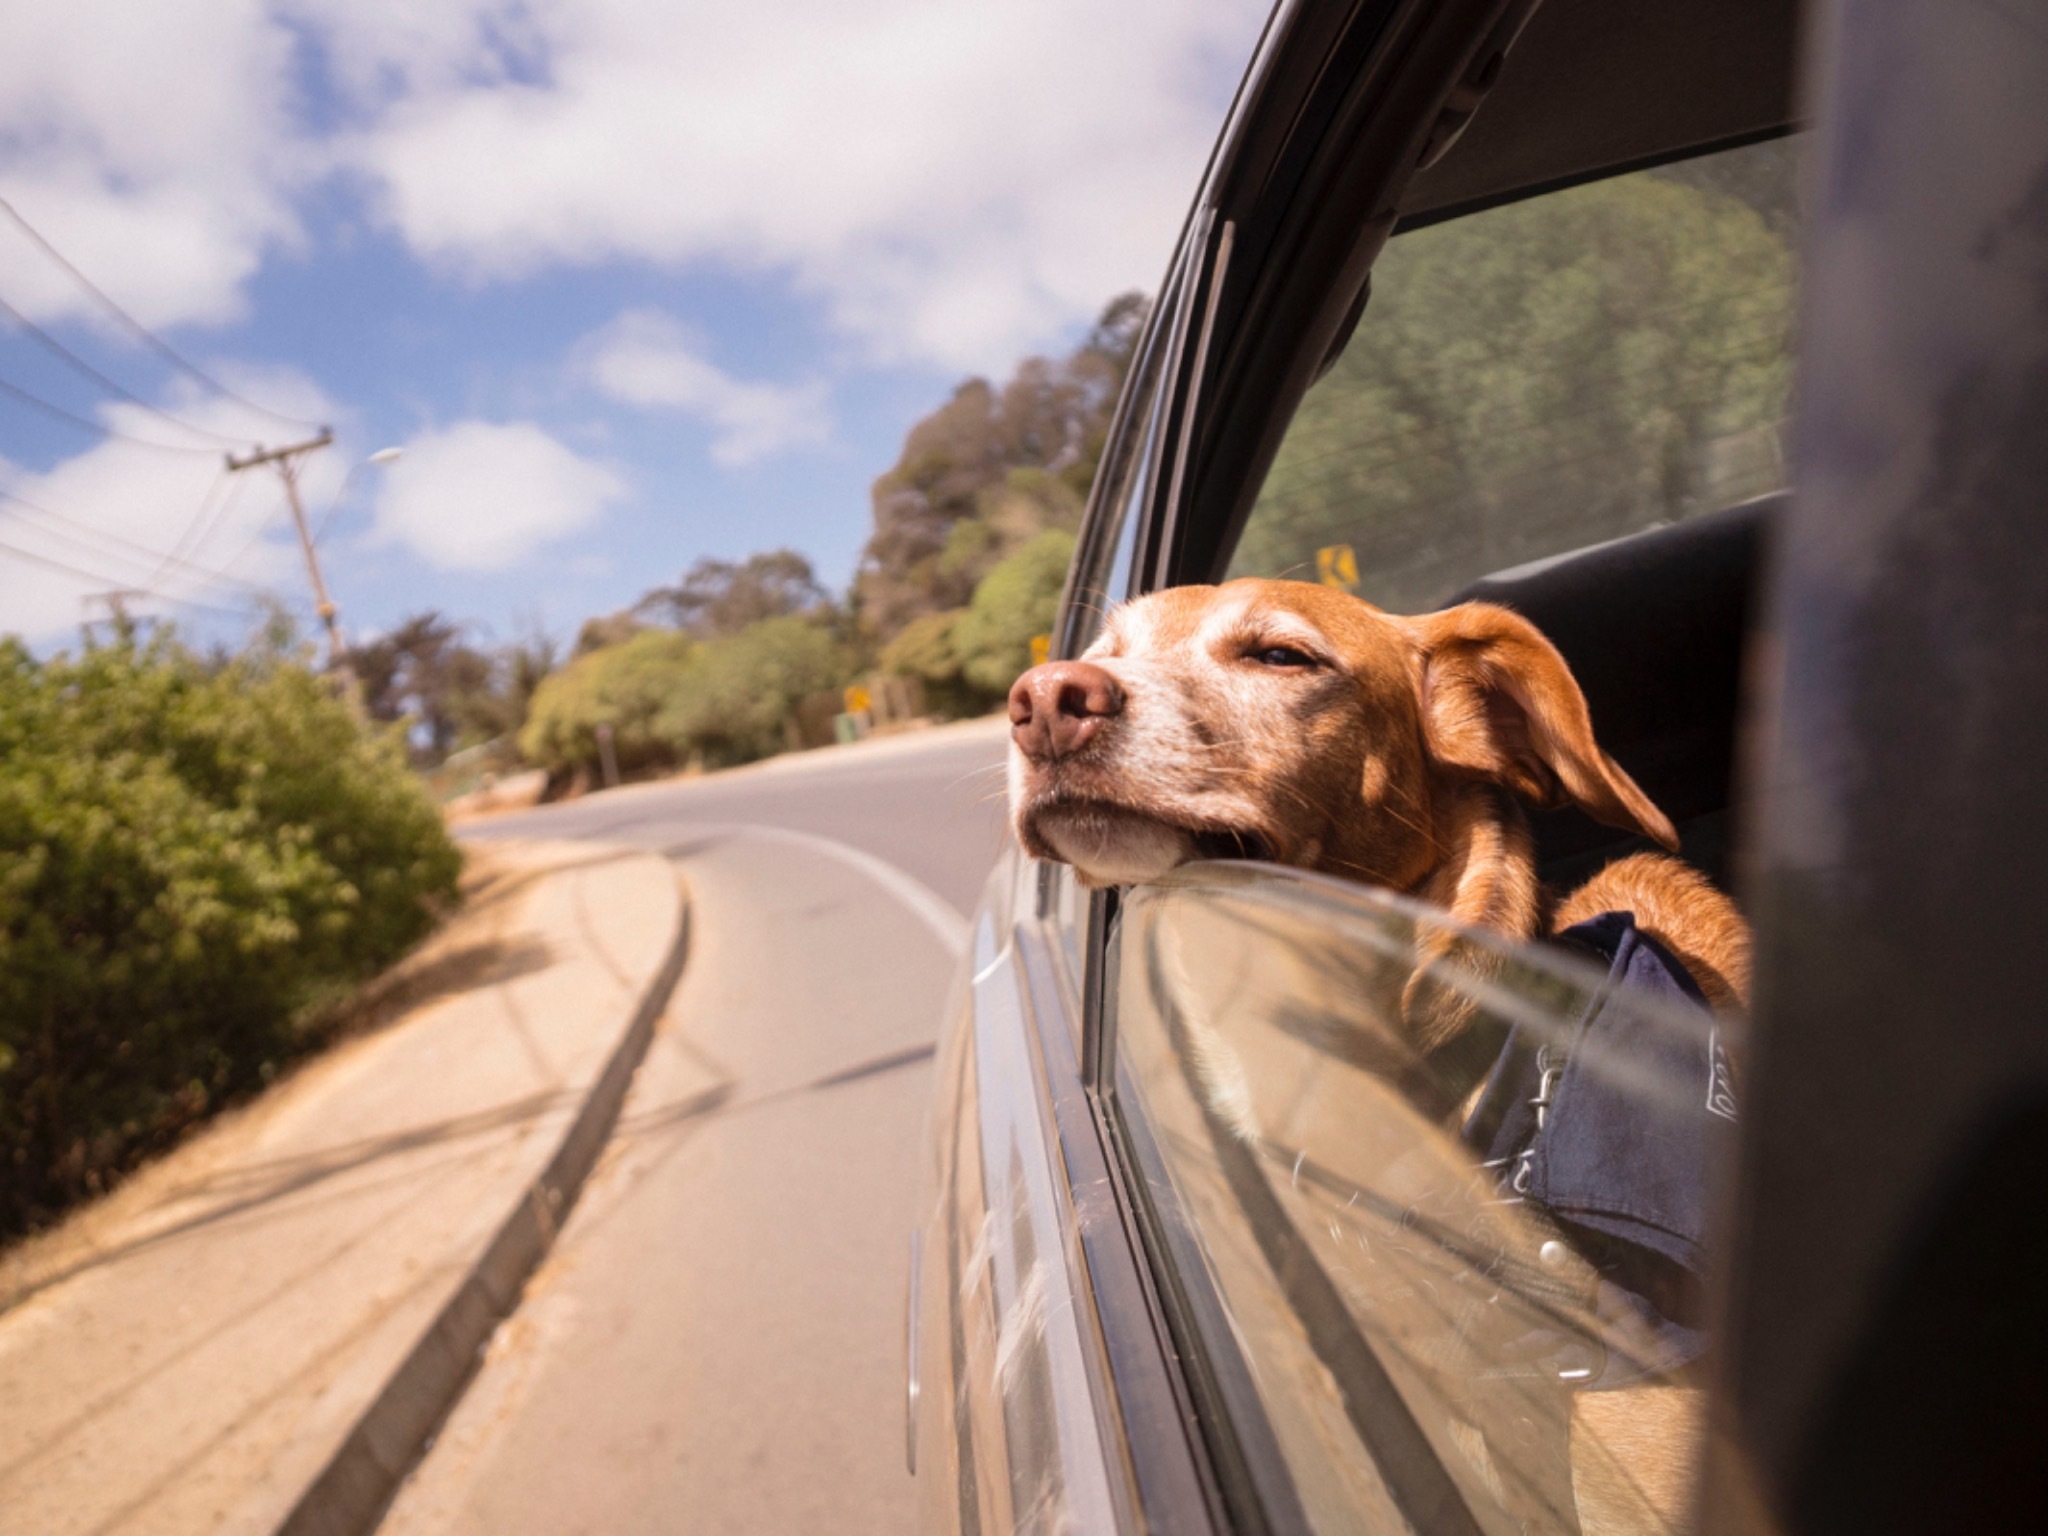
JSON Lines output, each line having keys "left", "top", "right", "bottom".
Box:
{"left": 1009, "top": 661, "right": 1125, "bottom": 762}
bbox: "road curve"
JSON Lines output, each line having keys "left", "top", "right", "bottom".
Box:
{"left": 383, "top": 720, "right": 1010, "bottom": 1534}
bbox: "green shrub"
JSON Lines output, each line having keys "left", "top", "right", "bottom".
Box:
{"left": 518, "top": 629, "right": 699, "bottom": 776}
{"left": 0, "top": 629, "right": 460, "bottom": 1238}
{"left": 878, "top": 608, "right": 996, "bottom": 720}
{"left": 663, "top": 615, "right": 851, "bottom": 766}
{"left": 520, "top": 617, "right": 851, "bottom": 774}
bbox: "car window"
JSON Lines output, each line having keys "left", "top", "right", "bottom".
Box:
{"left": 1227, "top": 138, "right": 1800, "bottom": 606}
{"left": 1110, "top": 866, "right": 1739, "bottom": 1534}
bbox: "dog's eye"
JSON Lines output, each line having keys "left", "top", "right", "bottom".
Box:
{"left": 1248, "top": 645, "right": 1319, "bottom": 669}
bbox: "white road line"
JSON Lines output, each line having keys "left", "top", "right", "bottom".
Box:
{"left": 666, "top": 821, "right": 971, "bottom": 955}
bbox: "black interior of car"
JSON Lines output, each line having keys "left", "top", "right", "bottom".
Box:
{"left": 1337, "top": 0, "right": 1800, "bottom": 900}
{"left": 1453, "top": 494, "right": 1776, "bottom": 892}
{"left": 1398, "top": 0, "right": 1802, "bottom": 227}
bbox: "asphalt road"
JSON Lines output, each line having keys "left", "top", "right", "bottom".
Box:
{"left": 382, "top": 718, "right": 1011, "bottom": 1535}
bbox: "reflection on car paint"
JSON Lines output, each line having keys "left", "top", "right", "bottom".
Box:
{"left": 918, "top": 875, "right": 1124, "bottom": 1536}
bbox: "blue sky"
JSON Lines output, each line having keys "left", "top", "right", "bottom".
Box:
{"left": 0, "top": 0, "right": 1269, "bottom": 653}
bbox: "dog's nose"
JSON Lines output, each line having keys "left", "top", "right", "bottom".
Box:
{"left": 1009, "top": 661, "right": 1124, "bottom": 761}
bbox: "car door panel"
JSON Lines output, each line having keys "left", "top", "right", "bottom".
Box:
{"left": 916, "top": 857, "right": 1127, "bottom": 1534}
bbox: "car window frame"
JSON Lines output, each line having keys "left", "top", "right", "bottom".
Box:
{"left": 1041, "top": 216, "right": 1230, "bottom": 1010}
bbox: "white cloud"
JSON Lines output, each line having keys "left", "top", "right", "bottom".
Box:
{"left": 0, "top": 370, "right": 344, "bottom": 643}
{"left": 308, "top": 0, "right": 1269, "bottom": 370}
{"left": 369, "top": 420, "right": 626, "bottom": 571}
{"left": 0, "top": 0, "right": 304, "bottom": 331}
{"left": 579, "top": 310, "right": 830, "bottom": 466}
{"left": 0, "top": 0, "right": 1268, "bottom": 367}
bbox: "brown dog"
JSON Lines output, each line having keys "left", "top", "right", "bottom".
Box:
{"left": 1008, "top": 577, "right": 1748, "bottom": 1010}
{"left": 1007, "top": 577, "right": 1750, "bottom": 1531}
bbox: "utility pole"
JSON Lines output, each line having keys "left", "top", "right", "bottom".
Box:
{"left": 225, "top": 430, "right": 343, "bottom": 671}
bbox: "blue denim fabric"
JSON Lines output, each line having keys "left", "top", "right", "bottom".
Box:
{"left": 1463, "top": 910, "right": 1737, "bottom": 1388}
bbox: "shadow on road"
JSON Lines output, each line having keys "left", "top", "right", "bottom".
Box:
{"left": 0, "top": 1090, "right": 575, "bottom": 1318}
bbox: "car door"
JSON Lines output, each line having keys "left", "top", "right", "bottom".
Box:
{"left": 1091, "top": 106, "right": 1801, "bottom": 1524}
{"left": 915, "top": 2, "right": 1805, "bottom": 1532}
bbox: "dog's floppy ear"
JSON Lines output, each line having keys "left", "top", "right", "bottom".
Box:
{"left": 1409, "top": 602, "right": 1678, "bottom": 850}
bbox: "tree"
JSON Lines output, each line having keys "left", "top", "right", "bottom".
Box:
{"left": 448, "top": 626, "right": 559, "bottom": 747}
{"left": 661, "top": 615, "right": 850, "bottom": 766}
{"left": 519, "top": 611, "right": 852, "bottom": 776}
{"left": 878, "top": 608, "right": 985, "bottom": 719}
{"left": 638, "top": 549, "right": 830, "bottom": 638}
{"left": 858, "top": 379, "right": 1005, "bottom": 634}
{"left": 347, "top": 614, "right": 561, "bottom": 764}
{"left": 519, "top": 630, "right": 698, "bottom": 777}
{"left": 572, "top": 610, "right": 643, "bottom": 659}
{"left": 345, "top": 612, "right": 492, "bottom": 762}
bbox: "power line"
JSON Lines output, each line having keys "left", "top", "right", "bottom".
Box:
{"left": 0, "top": 372, "right": 221, "bottom": 455}
{"left": 309, "top": 474, "right": 363, "bottom": 546}
{"left": 207, "top": 484, "right": 293, "bottom": 580}
{"left": 142, "top": 470, "right": 242, "bottom": 590}
{"left": 0, "top": 193, "right": 323, "bottom": 434}
{"left": 0, "top": 532, "right": 259, "bottom": 620}
{"left": 0, "top": 290, "right": 261, "bottom": 449}
{"left": 0, "top": 485, "right": 266, "bottom": 595}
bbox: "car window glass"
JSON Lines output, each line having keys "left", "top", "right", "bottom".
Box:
{"left": 1111, "top": 867, "right": 1739, "bottom": 1534}
{"left": 1226, "top": 138, "right": 1801, "bottom": 603}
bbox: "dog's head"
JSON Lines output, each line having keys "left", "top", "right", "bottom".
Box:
{"left": 1007, "top": 578, "right": 1675, "bottom": 892}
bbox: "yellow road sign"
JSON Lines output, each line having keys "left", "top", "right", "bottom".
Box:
{"left": 1316, "top": 543, "right": 1360, "bottom": 592}
{"left": 843, "top": 684, "right": 873, "bottom": 715}
{"left": 1029, "top": 634, "right": 1052, "bottom": 666}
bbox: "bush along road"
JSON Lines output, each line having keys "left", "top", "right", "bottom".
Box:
{"left": 0, "top": 624, "right": 460, "bottom": 1240}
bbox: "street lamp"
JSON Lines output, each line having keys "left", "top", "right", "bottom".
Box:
{"left": 314, "top": 447, "right": 405, "bottom": 547}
